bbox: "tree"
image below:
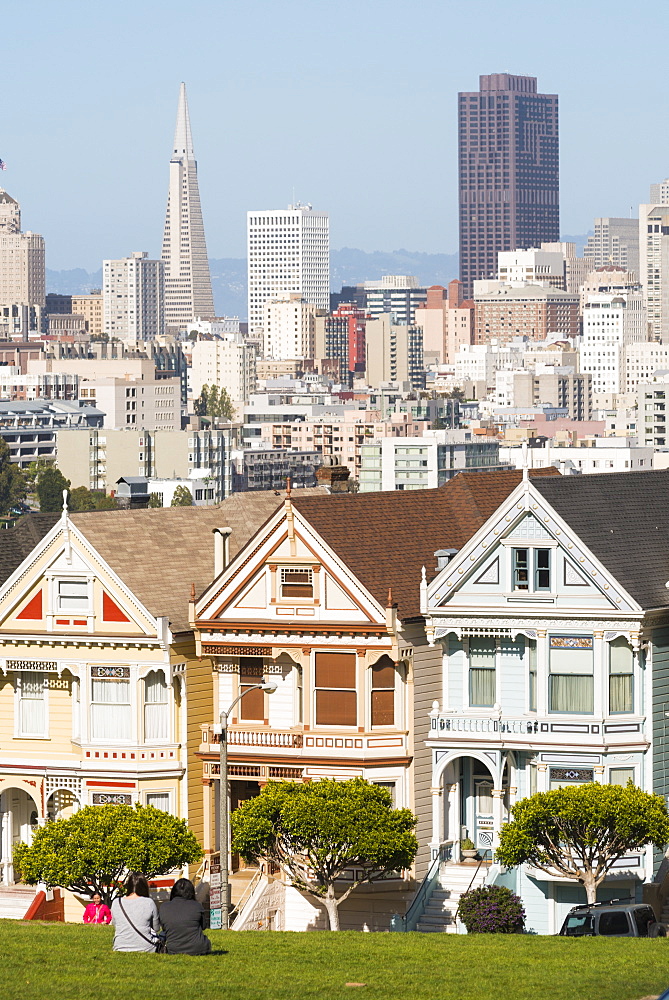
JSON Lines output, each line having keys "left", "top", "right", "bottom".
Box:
{"left": 496, "top": 783, "right": 669, "bottom": 904}
{"left": 171, "top": 485, "right": 193, "bottom": 506}
{"left": 148, "top": 493, "right": 162, "bottom": 508}
{"left": 0, "top": 437, "right": 27, "bottom": 515}
{"left": 193, "top": 383, "right": 235, "bottom": 421}
{"left": 231, "top": 778, "right": 418, "bottom": 930}
{"left": 36, "top": 466, "right": 70, "bottom": 513}
{"left": 68, "top": 486, "right": 97, "bottom": 512}
{"left": 14, "top": 803, "right": 203, "bottom": 905}
{"left": 94, "top": 494, "right": 119, "bottom": 510}
{"left": 216, "top": 386, "right": 235, "bottom": 421}
{"left": 193, "top": 384, "right": 209, "bottom": 416}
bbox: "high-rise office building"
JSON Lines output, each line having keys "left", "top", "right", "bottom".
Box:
{"left": 458, "top": 74, "right": 559, "bottom": 297}
{"left": 640, "top": 184, "right": 669, "bottom": 343}
{"left": 584, "top": 218, "right": 639, "bottom": 276}
{"left": 0, "top": 189, "right": 45, "bottom": 336}
{"left": 161, "top": 83, "right": 215, "bottom": 330}
{"left": 247, "top": 204, "right": 329, "bottom": 340}
{"left": 102, "top": 252, "right": 164, "bottom": 343}
{"left": 363, "top": 275, "right": 427, "bottom": 324}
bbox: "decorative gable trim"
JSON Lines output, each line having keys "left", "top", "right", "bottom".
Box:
{"left": 16, "top": 589, "right": 43, "bottom": 621}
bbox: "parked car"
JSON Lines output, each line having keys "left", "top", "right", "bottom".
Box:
{"left": 559, "top": 901, "right": 666, "bottom": 938}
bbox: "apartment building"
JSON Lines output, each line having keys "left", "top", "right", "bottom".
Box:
{"left": 0, "top": 189, "right": 45, "bottom": 328}
{"left": 625, "top": 343, "right": 669, "bottom": 393}
{"left": 359, "top": 430, "right": 505, "bottom": 491}
{"left": 365, "top": 316, "right": 425, "bottom": 390}
{"left": 0, "top": 400, "right": 103, "bottom": 468}
{"left": 102, "top": 252, "right": 165, "bottom": 343}
{"left": 364, "top": 276, "right": 427, "bottom": 325}
{"left": 71, "top": 291, "right": 103, "bottom": 338}
{"left": 581, "top": 290, "right": 645, "bottom": 395}
{"left": 190, "top": 334, "right": 256, "bottom": 407}
{"left": 584, "top": 218, "right": 639, "bottom": 276}
{"left": 474, "top": 283, "right": 579, "bottom": 344}
{"left": 263, "top": 294, "right": 320, "bottom": 361}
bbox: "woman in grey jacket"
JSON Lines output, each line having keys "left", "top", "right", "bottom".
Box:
{"left": 159, "top": 879, "right": 211, "bottom": 955}
{"left": 111, "top": 873, "right": 160, "bottom": 952}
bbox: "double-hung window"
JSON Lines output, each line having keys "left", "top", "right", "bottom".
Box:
{"left": 609, "top": 638, "right": 634, "bottom": 714}
{"left": 239, "top": 657, "right": 265, "bottom": 721}
{"left": 549, "top": 636, "right": 594, "bottom": 714}
{"left": 90, "top": 672, "right": 132, "bottom": 741}
{"left": 512, "top": 548, "right": 551, "bottom": 592}
{"left": 57, "top": 579, "right": 89, "bottom": 612}
{"left": 17, "top": 671, "right": 47, "bottom": 737}
{"left": 315, "top": 652, "right": 357, "bottom": 726}
{"left": 280, "top": 568, "right": 313, "bottom": 599}
{"left": 528, "top": 639, "right": 537, "bottom": 711}
{"left": 469, "top": 639, "right": 496, "bottom": 708}
{"left": 370, "top": 656, "right": 395, "bottom": 727}
{"left": 144, "top": 669, "right": 169, "bottom": 741}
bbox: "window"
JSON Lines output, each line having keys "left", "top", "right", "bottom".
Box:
{"left": 371, "top": 656, "right": 395, "bottom": 727}
{"left": 144, "top": 669, "right": 169, "bottom": 741}
{"left": 513, "top": 548, "right": 529, "bottom": 590}
{"left": 610, "top": 767, "right": 635, "bottom": 786}
{"left": 57, "top": 579, "right": 89, "bottom": 612}
{"left": 609, "top": 638, "right": 633, "bottom": 714}
{"left": 315, "top": 652, "right": 357, "bottom": 726}
{"left": 549, "top": 636, "right": 594, "bottom": 714}
{"left": 528, "top": 639, "right": 537, "bottom": 711}
{"left": 17, "top": 671, "right": 47, "bottom": 736}
{"left": 295, "top": 666, "right": 303, "bottom": 724}
{"left": 599, "top": 911, "right": 630, "bottom": 936}
{"left": 535, "top": 549, "right": 551, "bottom": 590}
{"left": 239, "top": 657, "right": 264, "bottom": 721}
{"left": 634, "top": 907, "right": 655, "bottom": 936}
{"left": 373, "top": 781, "right": 396, "bottom": 805}
{"left": 90, "top": 677, "right": 131, "bottom": 741}
{"left": 280, "top": 568, "right": 313, "bottom": 599}
{"left": 469, "top": 638, "right": 496, "bottom": 707}
{"left": 146, "top": 792, "right": 170, "bottom": 813}
{"left": 513, "top": 548, "right": 551, "bottom": 592}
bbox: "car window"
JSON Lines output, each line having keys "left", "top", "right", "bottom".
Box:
{"left": 599, "top": 911, "right": 630, "bottom": 935}
{"left": 563, "top": 912, "right": 594, "bottom": 936}
{"left": 634, "top": 908, "right": 655, "bottom": 936}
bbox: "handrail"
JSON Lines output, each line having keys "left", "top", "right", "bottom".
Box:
{"left": 402, "top": 842, "right": 453, "bottom": 932}
{"left": 229, "top": 869, "right": 264, "bottom": 925}
{"left": 455, "top": 857, "right": 485, "bottom": 922}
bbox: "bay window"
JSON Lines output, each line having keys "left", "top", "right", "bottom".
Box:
{"left": 469, "top": 638, "right": 496, "bottom": 708}
{"left": 17, "top": 671, "right": 47, "bottom": 737}
{"left": 549, "top": 636, "right": 593, "bottom": 714}
{"left": 371, "top": 656, "right": 395, "bottom": 727}
{"left": 144, "top": 669, "right": 169, "bottom": 741}
{"left": 315, "top": 652, "right": 357, "bottom": 726}
{"left": 90, "top": 673, "right": 132, "bottom": 741}
{"left": 609, "top": 638, "right": 634, "bottom": 714}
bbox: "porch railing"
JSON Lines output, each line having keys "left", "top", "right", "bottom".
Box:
{"left": 200, "top": 725, "right": 303, "bottom": 749}
{"left": 433, "top": 717, "right": 540, "bottom": 735}
{"left": 401, "top": 842, "right": 454, "bottom": 933}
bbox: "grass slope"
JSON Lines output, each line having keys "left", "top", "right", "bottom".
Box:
{"left": 0, "top": 921, "right": 667, "bottom": 1000}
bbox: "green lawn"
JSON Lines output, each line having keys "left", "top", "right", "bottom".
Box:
{"left": 0, "top": 920, "right": 667, "bottom": 1000}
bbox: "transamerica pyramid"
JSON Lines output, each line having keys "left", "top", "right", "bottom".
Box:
{"left": 161, "top": 83, "right": 215, "bottom": 329}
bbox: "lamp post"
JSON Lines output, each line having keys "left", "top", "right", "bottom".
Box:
{"left": 217, "top": 678, "right": 277, "bottom": 930}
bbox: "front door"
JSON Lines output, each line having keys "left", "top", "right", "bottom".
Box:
{"left": 474, "top": 780, "right": 494, "bottom": 853}
{"left": 1, "top": 789, "right": 36, "bottom": 883}
{"left": 230, "top": 781, "right": 260, "bottom": 871}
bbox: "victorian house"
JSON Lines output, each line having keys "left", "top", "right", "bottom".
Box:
{"left": 418, "top": 468, "right": 669, "bottom": 934}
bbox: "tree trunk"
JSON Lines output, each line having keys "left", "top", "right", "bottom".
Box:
{"left": 323, "top": 885, "right": 340, "bottom": 931}
{"left": 583, "top": 872, "right": 597, "bottom": 905}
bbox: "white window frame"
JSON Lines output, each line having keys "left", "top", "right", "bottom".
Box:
{"left": 89, "top": 673, "right": 133, "bottom": 744}
{"left": 466, "top": 637, "right": 499, "bottom": 710}
{"left": 14, "top": 671, "right": 49, "bottom": 739}
{"left": 55, "top": 578, "right": 91, "bottom": 613}
{"left": 502, "top": 539, "right": 558, "bottom": 597}
{"left": 145, "top": 789, "right": 173, "bottom": 814}
{"left": 143, "top": 668, "right": 171, "bottom": 743}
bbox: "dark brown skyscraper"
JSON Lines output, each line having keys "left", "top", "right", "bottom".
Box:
{"left": 458, "top": 73, "right": 559, "bottom": 297}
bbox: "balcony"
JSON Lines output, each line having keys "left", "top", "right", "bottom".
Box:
{"left": 200, "top": 724, "right": 303, "bottom": 751}
{"left": 428, "top": 711, "right": 647, "bottom": 749}
{"left": 199, "top": 723, "right": 408, "bottom": 759}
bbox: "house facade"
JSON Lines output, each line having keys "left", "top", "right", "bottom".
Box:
{"left": 420, "top": 469, "right": 669, "bottom": 933}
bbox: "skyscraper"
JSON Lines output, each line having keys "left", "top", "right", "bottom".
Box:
{"left": 584, "top": 218, "right": 639, "bottom": 276}
{"left": 639, "top": 184, "right": 669, "bottom": 343}
{"left": 0, "top": 188, "right": 45, "bottom": 336}
{"left": 458, "top": 74, "right": 560, "bottom": 297}
{"left": 247, "top": 204, "right": 329, "bottom": 340}
{"left": 161, "top": 83, "right": 215, "bottom": 330}
{"left": 102, "top": 251, "right": 164, "bottom": 343}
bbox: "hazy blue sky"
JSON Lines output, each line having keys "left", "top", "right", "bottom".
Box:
{"left": 3, "top": 0, "right": 669, "bottom": 269}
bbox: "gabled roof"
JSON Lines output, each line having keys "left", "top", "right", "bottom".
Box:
{"left": 0, "top": 489, "right": 328, "bottom": 634}
{"left": 534, "top": 470, "right": 669, "bottom": 610}
{"left": 292, "top": 469, "right": 560, "bottom": 620}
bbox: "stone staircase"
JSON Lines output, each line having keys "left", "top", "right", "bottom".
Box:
{"left": 0, "top": 886, "right": 37, "bottom": 920}
{"left": 416, "top": 862, "right": 489, "bottom": 933}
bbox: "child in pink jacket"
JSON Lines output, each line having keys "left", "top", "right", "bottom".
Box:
{"left": 83, "top": 892, "right": 112, "bottom": 924}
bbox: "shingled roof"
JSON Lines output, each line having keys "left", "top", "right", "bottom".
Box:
{"left": 534, "top": 469, "right": 669, "bottom": 610}
{"left": 292, "top": 468, "right": 560, "bottom": 620}
{"left": 0, "top": 489, "right": 328, "bottom": 634}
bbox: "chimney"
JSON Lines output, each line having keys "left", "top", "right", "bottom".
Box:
{"left": 213, "top": 526, "right": 232, "bottom": 578}
{"left": 434, "top": 548, "right": 458, "bottom": 571}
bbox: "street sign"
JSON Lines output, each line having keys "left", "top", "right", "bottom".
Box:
{"left": 210, "top": 863, "right": 221, "bottom": 874}
{"left": 210, "top": 887, "right": 222, "bottom": 908}
{"left": 210, "top": 871, "right": 221, "bottom": 888}
{"left": 210, "top": 907, "right": 222, "bottom": 929}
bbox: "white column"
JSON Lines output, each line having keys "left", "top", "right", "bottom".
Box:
{"left": 491, "top": 788, "right": 504, "bottom": 850}
{"left": 593, "top": 632, "right": 605, "bottom": 719}
{"left": 430, "top": 784, "right": 443, "bottom": 858}
{"left": 536, "top": 630, "right": 549, "bottom": 717}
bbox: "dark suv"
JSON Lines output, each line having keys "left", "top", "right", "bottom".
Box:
{"left": 560, "top": 902, "right": 666, "bottom": 938}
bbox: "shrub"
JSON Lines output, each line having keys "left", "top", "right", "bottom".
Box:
{"left": 457, "top": 884, "right": 525, "bottom": 934}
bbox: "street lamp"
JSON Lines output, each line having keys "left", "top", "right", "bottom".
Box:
{"left": 216, "top": 678, "right": 277, "bottom": 930}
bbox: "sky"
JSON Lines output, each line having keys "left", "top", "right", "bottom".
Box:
{"left": 3, "top": 0, "right": 669, "bottom": 270}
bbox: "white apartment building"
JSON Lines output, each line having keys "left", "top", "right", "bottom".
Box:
{"left": 358, "top": 430, "right": 503, "bottom": 492}
{"left": 263, "top": 294, "right": 319, "bottom": 361}
{"left": 247, "top": 204, "right": 329, "bottom": 337}
{"left": 501, "top": 439, "right": 653, "bottom": 475}
{"left": 497, "top": 248, "right": 565, "bottom": 288}
{"left": 453, "top": 341, "right": 527, "bottom": 386}
{"left": 584, "top": 218, "right": 639, "bottom": 276}
{"left": 625, "top": 343, "right": 669, "bottom": 393}
{"left": 539, "top": 241, "right": 591, "bottom": 295}
{"left": 364, "top": 275, "right": 427, "bottom": 325}
{"left": 186, "top": 317, "right": 241, "bottom": 336}
{"left": 190, "top": 334, "right": 256, "bottom": 406}
{"left": 580, "top": 290, "right": 645, "bottom": 395}
{"left": 79, "top": 376, "right": 180, "bottom": 431}
{"left": 102, "top": 252, "right": 164, "bottom": 343}
{"left": 639, "top": 191, "right": 669, "bottom": 343}
{"left": 638, "top": 376, "right": 669, "bottom": 448}
{"left": 0, "top": 189, "right": 45, "bottom": 322}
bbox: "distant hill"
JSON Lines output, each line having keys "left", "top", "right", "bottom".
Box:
{"left": 46, "top": 238, "right": 590, "bottom": 318}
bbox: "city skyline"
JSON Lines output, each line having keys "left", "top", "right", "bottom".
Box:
{"left": 3, "top": 0, "right": 669, "bottom": 270}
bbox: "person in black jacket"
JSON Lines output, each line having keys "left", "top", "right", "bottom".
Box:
{"left": 159, "top": 879, "right": 212, "bottom": 955}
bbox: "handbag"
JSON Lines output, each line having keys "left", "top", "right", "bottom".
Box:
{"left": 118, "top": 897, "right": 167, "bottom": 954}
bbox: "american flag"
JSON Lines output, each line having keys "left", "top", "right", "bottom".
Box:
{"left": 0, "top": 159, "right": 6, "bottom": 171}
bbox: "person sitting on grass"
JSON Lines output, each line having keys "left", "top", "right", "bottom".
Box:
{"left": 111, "top": 872, "right": 160, "bottom": 952}
{"left": 83, "top": 892, "right": 111, "bottom": 925}
{"left": 159, "top": 878, "right": 212, "bottom": 955}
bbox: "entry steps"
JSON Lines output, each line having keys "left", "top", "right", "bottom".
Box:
{"left": 416, "top": 862, "right": 489, "bottom": 933}
{"left": 0, "top": 886, "right": 36, "bottom": 920}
